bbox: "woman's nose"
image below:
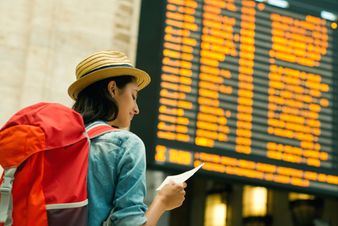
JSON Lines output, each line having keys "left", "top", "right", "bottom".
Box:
{"left": 134, "top": 103, "right": 140, "bottom": 115}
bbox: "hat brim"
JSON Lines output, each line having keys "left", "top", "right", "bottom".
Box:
{"left": 68, "top": 67, "right": 151, "bottom": 100}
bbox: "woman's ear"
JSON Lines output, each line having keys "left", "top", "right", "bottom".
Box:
{"left": 108, "top": 80, "right": 117, "bottom": 97}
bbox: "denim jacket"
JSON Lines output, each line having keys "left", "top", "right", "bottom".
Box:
{"left": 87, "top": 121, "right": 148, "bottom": 226}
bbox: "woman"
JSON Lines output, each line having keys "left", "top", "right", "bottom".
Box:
{"left": 68, "top": 50, "right": 186, "bottom": 226}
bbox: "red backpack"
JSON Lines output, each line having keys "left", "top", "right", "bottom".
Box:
{"left": 0, "top": 102, "right": 114, "bottom": 226}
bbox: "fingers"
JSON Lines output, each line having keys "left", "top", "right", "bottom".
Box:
{"left": 167, "top": 181, "right": 187, "bottom": 190}
{"left": 168, "top": 181, "right": 187, "bottom": 187}
{"left": 177, "top": 184, "right": 187, "bottom": 194}
{"left": 180, "top": 183, "right": 186, "bottom": 195}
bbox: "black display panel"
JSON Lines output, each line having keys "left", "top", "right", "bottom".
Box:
{"left": 133, "top": 0, "right": 338, "bottom": 196}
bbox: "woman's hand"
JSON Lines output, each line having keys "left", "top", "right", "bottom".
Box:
{"left": 144, "top": 181, "right": 187, "bottom": 226}
{"left": 157, "top": 181, "right": 187, "bottom": 210}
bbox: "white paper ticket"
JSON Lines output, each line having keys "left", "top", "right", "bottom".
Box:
{"left": 156, "top": 163, "right": 205, "bottom": 191}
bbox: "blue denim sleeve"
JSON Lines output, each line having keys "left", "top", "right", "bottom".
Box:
{"left": 108, "top": 132, "right": 148, "bottom": 226}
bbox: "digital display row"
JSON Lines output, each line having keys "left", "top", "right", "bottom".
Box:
{"left": 134, "top": 0, "right": 338, "bottom": 196}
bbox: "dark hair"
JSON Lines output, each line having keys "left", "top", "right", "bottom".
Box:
{"left": 72, "top": 75, "right": 135, "bottom": 125}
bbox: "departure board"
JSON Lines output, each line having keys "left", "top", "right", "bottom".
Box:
{"left": 134, "top": 0, "right": 338, "bottom": 196}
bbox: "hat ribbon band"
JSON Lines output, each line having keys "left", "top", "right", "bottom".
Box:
{"left": 81, "top": 64, "right": 133, "bottom": 78}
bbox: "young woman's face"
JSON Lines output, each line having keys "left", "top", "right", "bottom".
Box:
{"left": 109, "top": 81, "right": 139, "bottom": 128}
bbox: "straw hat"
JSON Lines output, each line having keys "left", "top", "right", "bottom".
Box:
{"left": 68, "top": 50, "right": 151, "bottom": 100}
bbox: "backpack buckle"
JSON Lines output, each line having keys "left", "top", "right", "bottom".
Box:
{"left": 0, "top": 176, "right": 13, "bottom": 193}
{"left": 0, "top": 168, "right": 16, "bottom": 193}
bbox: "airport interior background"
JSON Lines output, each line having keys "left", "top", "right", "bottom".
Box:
{"left": 0, "top": 0, "right": 337, "bottom": 225}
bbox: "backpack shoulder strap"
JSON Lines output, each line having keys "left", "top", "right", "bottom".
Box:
{"left": 86, "top": 123, "right": 116, "bottom": 139}
{"left": 0, "top": 168, "right": 16, "bottom": 225}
